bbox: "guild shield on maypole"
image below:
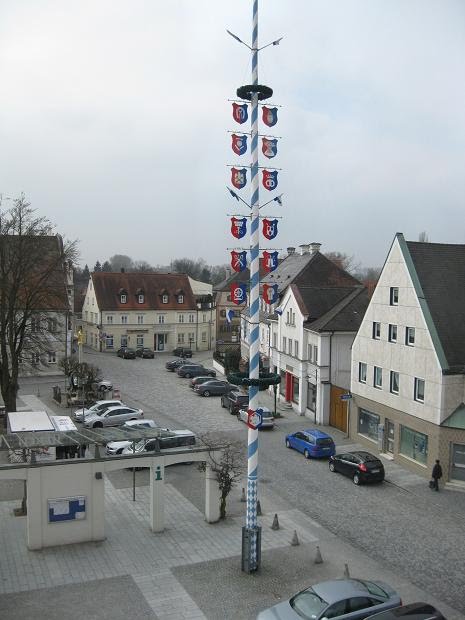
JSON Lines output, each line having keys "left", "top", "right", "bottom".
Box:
{"left": 226, "top": 0, "right": 283, "bottom": 574}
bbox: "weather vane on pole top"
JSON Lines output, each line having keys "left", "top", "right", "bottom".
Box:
{"left": 226, "top": 0, "right": 283, "bottom": 574}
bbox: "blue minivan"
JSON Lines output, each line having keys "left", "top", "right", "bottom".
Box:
{"left": 285, "top": 429, "right": 335, "bottom": 459}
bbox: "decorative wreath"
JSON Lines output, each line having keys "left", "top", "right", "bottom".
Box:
{"left": 227, "top": 371, "right": 281, "bottom": 388}
{"left": 236, "top": 84, "right": 273, "bottom": 101}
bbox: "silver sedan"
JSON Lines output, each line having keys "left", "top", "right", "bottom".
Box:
{"left": 84, "top": 405, "right": 143, "bottom": 429}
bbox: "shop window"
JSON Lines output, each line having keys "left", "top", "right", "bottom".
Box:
{"left": 358, "top": 408, "right": 380, "bottom": 442}
{"left": 400, "top": 425, "right": 428, "bottom": 465}
{"left": 136, "top": 335, "right": 144, "bottom": 347}
{"left": 279, "top": 370, "right": 286, "bottom": 396}
{"left": 106, "top": 336, "right": 114, "bottom": 349}
{"left": 292, "top": 376, "right": 299, "bottom": 403}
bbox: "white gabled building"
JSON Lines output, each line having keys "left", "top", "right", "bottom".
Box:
{"left": 350, "top": 233, "right": 465, "bottom": 483}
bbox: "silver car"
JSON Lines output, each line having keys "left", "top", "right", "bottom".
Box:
{"left": 238, "top": 406, "right": 275, "bottom": 429}
{"left": 74, "top": 399, "right": 123, "bottom": 422}
{"left": 84, "top": 405, "right": 143, "bottom": 429}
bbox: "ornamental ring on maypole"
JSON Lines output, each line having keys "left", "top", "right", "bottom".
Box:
{"left": 236, "top": 84, "right": 273, "bottom": 101}
{"left": 227, "top": 371, "right": 281, "bottom": 388}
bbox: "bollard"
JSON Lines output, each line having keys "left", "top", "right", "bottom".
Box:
{"left": 240, "top": 487, "right": 246, "bottom": 502}
{"left": 257, "top": 500, "right": 262, "bottom": 516}
{"left": 271, "top": 513, "right": 280, "bottom": 530}
{"left": 291, "top": 530, "right": 300, "bottom": 546}
{"left": 314, "top": 545, "right": 323, "bottom": 564}
{"left": 344, "top": 563, "right": 350, "bottom": 578}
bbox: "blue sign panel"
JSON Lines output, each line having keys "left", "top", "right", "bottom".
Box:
{"left": 48, "top": 496, "right": 86, "bottom": 522}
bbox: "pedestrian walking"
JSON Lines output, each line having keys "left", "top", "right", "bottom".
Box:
{"left": 431, "top": 459, "right": 443, "bottom": 491}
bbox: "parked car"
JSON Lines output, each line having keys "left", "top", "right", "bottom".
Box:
{"left": 285, "top": 429, "right": 335, "bottom": 459}
{"left": 194, "top": 380, "right": 234, "bottom": 397}
{"left": 329, "top": 451, "right": 385, "bottom": 485}
{"left": 84, "top": 405, "right": 143, "bottom": 428}
{"left": 177, "top": 364, "right": 216, "bottom": 379}
{"left": 165, "top": 359, "right": 189, "bottom": 371}
{"left": 93, "top": 379, "right": 113, "bottom": 394}
{"left": 257, "top": 578, "right": 401, "bottom": 620}
{"left": 238, "top": 406, "right": 274, "bottom": 429}
{"left": 190, "top": 376, "right": 219, "bottom": 389}
{"left": 121, "top": 430, "right": 196, "bottom": 456}
{"left": 116, "top": 347, "right": 137, "bottom": 359}
{"left": 221, "top": 389, "right": 248, "bottom": 414}
{"left": 136, "top": 347, "right": 155, "bottom": 358}
{"left": 172, "top": 347, "right": 192, "bottom": 358}
{"left": 367, "top": 603, "right": 446, "bottom": 620}
{"left": 73, "top": 399, "right": 124, "bottom": 422}
{"left": 106, "top": 419, "right": 159, "bottom": 455}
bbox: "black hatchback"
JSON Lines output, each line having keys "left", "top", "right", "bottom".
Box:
{"left": 329, "top": 451, "right": 385, "bottom": 485}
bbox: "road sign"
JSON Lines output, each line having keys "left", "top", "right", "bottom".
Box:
{"left": 247, "top": 408, "right": 263, "bottom": 430}
{"left": 340, "top": 393, "right": 352, "bottom": 401}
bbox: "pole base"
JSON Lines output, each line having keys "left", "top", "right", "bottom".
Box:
{"left": 241, "top": 525, "right": 262, "bottom": 573}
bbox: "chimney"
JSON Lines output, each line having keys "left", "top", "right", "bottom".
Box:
{"left": 299, "top": 244, "right": 310, "bottom": 255}
{"left": 287, "top": 247, "right": 296, "bottom": 256}
{"left": 309, "top": 242, "right": 321, "bottom": 255}
{"left": 121, "top": 267, "right": 125, "bottom": 273}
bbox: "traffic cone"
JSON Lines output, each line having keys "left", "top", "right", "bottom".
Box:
{"left": 257, "top": 500, "right": 262, "bottom": 516}
{"left": 314, "top": 545, "right": 323, "bottom": 564}
{"left": 291, "top": 530, "right": 300, "bottom": 546}
{"left": 240, "top": 487, "right": 246, "bottom": 502}
{"left": 271, "top": 513, "right": 280, "bottom": 530}
{"left": 344, "top": 563, "right": 350, "bottom": 578}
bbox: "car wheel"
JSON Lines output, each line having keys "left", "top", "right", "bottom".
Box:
{"left": 304, "top": 449, "right": 310, "bottom": 459}
{"left": 93, "top": 422, "right": 103, "bottom": 428}
{"left": 184, "top": 373, "right": 191, "bottom": 378}
{"left": 329, "top": 462, "right": 336, "bottom": 472}
{"left": 203, "top": 391, "right": 210, "bottom": 397}
{"left": 285, "top": 439, "right": 291, "bottom": 448}
{"left": 229, "top": 406, "right": 235, "bottom": 415}
{"left": 117, "top": 449, "right": 124, "bottom": 455}
{"left": 353, "top": 473, "right": 361, "bottom": 485}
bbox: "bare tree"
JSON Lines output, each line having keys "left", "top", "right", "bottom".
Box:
{"left": 0, "top": 196, "right": 78, "bottom": 411}
{"left": 198, "top": 433, "right": 245, "bottom": 519}
{"left": 324, "top": 251, "right": 360, "bottom": 274}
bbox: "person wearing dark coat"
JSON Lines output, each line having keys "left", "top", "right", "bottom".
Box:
{"left": 431, "top": 459, "right": 443, "bottom": 491}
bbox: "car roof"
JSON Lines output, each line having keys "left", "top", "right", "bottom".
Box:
{"left": 304, "top": 429, "right": 333, "bottom": 439}
{"left": 103, "top": 405, "right": 135, "bottom": 413}
{"left": 311, "top": 579, "right": 372, "bottom": 603}
{"left": 123, "top": 419, "right": 156, "bottom": 428}
{"left": 367, "top": 604, "right": 443, "bottom": 620}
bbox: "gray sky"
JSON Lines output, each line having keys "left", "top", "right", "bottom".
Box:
{"left": 1, "top": 1, "right": 464, "bottom": 271}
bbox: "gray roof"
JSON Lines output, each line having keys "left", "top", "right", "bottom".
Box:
{"left": 403, "top": 238, "right": 465, "bottom": 372}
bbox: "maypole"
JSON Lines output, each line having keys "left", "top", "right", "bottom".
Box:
{"left": 226, "top": 1, "right": 283, "bottom": 573}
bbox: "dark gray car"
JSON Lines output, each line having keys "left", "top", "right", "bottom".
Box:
{"left": 194, "top": 380, "right": 234, "bottom": 397}
{"left": 257, "top": 578, "right": 401, "bottom": 620}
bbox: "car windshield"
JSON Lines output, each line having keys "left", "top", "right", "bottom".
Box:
{"left": 262, "top": 411, "right": 272, "bottom": 418}
{"left": 360, "top": 453, "right": 379, "bottom": 463}
{"left": 237, "top": 396, "right": 248, "bottom": 404}
{"left": 353, "top": 579, "right": 388, "bottom": 599}
{"left": 316, "top": 438, "right": 333, "bottom": 447}
{"left": 290, "top": 587, "right": 328, "bottom": 619}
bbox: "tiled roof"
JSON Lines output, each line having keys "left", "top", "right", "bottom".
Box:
{"left": 405, "top": 240, "right": 465, "bottom": 371}
{"left": 91, "top": 272, "right": 196, "bottom": 311}
{"left": 302, "top": 286, "right": 369, "bottom": 332}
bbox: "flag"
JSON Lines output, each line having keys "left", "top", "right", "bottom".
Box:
{"left": 228, "top": 188, "right": 240, "bottom": 201}
{"left": 262, "top": 169, "right": 278, "bottom": 191}
{"left": 231, "top": 167, "right": 247, "bottom": 190}
{"left": 262, "top": 106, "right": 278, "bottom": 127}
{"left": 226, "top": 309, "right": 235, "bottom": 323}
{"left": 231, "top": 282, "right": 247, "bottom": 305}
{"left": 263, "top": 250, "right": 279, "bottom": 273}
{"left": 274, "top": 195, "right": 283, "bottom": 206}
{"left": 275, "top": 307, "right": 283, "bottom": 316}
{"left": 232, "top": 102, "right": 248, "bottom": 124}
{"left": 263, "top": 283, "right": 279, "bottom": 304}
{"left": 262, "top": 218, "right": 278, "bottom": 240}
{"left": 262, "top": 137, "right": 278, "bottom": 159}
{"left": 231, "top": 217, "right": 247, "bottom": 239}
{"left": 232, "top": 134, "right": 248, "bottom": 156}
{"left": 231, "top": 250, "right": 247, "bottom": 272}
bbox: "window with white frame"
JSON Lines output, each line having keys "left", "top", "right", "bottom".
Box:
{"left": 201, "top": 331, "right": 207, "bottom": 342}
{"left": 106, "top": 315, "right": 113, "bottom": 324}
{"left": 313, "top": 345, "right": 318, "bottom": 363}
{"left": 136, "top": 335, "right": 144, "bottom": 347}
{"left": 120, "top": 294, "right": 127, "bottom": 304}
{"left": 177, "top": 294, "right": 184, "bottom": 304}
{"left": 272, "top": 333, "right": 277, "bottom": 348}
{"left": 414, "top": 377, "right": 425, "bottom": 402}
{"left": 405, "top": 327, "right": 415, "bottom": 346}
{"left": 137, "top": 315, "right": 144, "bottom": 325}
{"left": 294, "top": 340, "right": 299, "bottom": 358}
{"left": 282, "top": 336, "right": 287, "bottom": 352}
{"left": 178, "top": 314, "right": 185, "bottom": 323}
{"left": 358, "top": 362, "right": 367, "bottom": 383}
{"left": 388, "top": 324, "right": 397, "bottom": 343}
{"left": 177, "top": 333, "right": 185, "bottom": 344}
{"left": 188, "top": 314, "right": 195, "bottom": 323}
{"left": 374, "top": 366, "right": 383, "bottom": 389}
{"left": 390, "top": 287, "right": 399, "bottom": 305}
{"left": 372, "top": 322, "right": 381, "bottom": 339}
{"left": 106, "top": 335, "right": 114, "bottom": 349}
{"left": 162, "top": 294, "right": 168, "bottom": 303}
{"left": 288, "top": 339, "right": 292, "bottom": 355}
{"left": 390, "top": 370, "right": 399, "bottom": 394}
{"left": 158, "top": 315, "right": 165, "bottom": 324}
{"left": 48, "top": 351, "right": 56, "bottom": 363}
{"left": 138, "top": 294, "right": 144, "bottom": 304}
{"left": 308, "top": 344, "right": 313, "bottom": 362}
{"left": 188, "top": 332, "right": 195, "bottom": 345}
{"left": 121, "top": 315, "right": 128, "bottom": 324}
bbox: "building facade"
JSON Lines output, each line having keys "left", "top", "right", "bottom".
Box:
{"left": 350, "top": 234, "right": 465, "bottom": 483}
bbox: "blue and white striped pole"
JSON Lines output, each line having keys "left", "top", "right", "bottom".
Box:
{"left": 245, "top": 0, "right": 261, "bottom": 571}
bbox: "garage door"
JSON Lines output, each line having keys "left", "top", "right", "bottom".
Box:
{"left": 329, "top": 385, "right": 347, "bottom": 432}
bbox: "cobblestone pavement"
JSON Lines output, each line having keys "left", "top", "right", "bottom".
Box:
{"left": 0, "top": 350, "right": 464, "bottom": 618}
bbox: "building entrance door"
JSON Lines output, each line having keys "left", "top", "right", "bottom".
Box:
{"left": 385, "top": 419, "right": 395, "bottom": 454}
{"left": 156, "top": 334, "right": 165, "bottom": 351}
{"left": 451, "top": 443, "right": 465, "bottom": 482}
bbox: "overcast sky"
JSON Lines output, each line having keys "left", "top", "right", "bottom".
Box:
{"left": 1, "top": 1, "right": 464, "bottom": 271}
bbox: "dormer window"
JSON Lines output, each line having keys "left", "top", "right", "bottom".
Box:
{"left": 138, "top": 294, "right": 144, "bottom": 304}
{"left": 178, "top": 294, "right": 184, "bottom": 304}
{"left": 162, "top": 294, "right": 168, "bottom": 304}
{"left": 120, "top": 294, "right": 127, "bottom": 304}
